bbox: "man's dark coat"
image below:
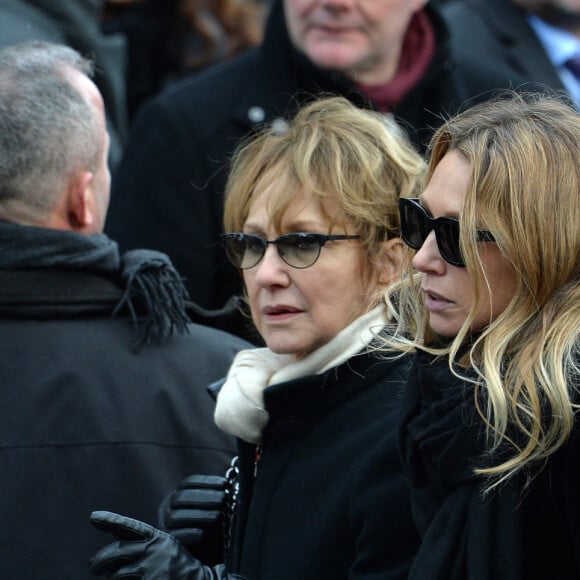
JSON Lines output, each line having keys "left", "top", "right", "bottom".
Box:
{"left": 441, "top": 0, "right": 569, "bottom": 97}
{"left": 0, "top": 267, "right": 249, "bottom": 579}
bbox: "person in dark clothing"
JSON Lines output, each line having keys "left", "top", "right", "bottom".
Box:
{"left": 385, "top": 92, "right": 580, "bottom": 578}
{"left": 104, "top": 0, "right": 507, "bottom": 340}
{"left": 442, "top": 0, "right": 580, "bottom": 109}
{"left": 0, "top": 0, "right": 129, "bottom": 169}
{"left": 102, "top": 0, "right": 268, "bottom": 122}
{"left": 89, "top": 96, "right": 427, "bottom": 579}
{"left": 0, "top": 41, "right": 250, "bottom": 580}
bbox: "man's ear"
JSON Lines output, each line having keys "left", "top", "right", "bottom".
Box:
{"left": 377, "top": 237, "right": 406, "bottom": 288}
{"left": 67, "top": 171, "right": 95, "bottom": 230}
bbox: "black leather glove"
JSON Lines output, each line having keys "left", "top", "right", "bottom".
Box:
{"left": 90, "top": 511, "right": 231, "bottom": 579}
{"left": 158, "top": 474, "right": 227, "bottom": 563}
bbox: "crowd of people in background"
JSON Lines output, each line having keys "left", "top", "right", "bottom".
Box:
{"left": 0, "top": 0, "right": 578, "bottom": 578}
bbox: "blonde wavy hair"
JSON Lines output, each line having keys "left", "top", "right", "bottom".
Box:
{"left": 385, "top": 92, "right": 580, "bottom": 490}
{"left": 223, "top": 96, "right": 426, "bottom": 289}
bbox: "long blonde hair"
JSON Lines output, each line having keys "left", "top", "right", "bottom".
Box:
{"left": 386, "top": 92, "right": 580, "bottom": 489}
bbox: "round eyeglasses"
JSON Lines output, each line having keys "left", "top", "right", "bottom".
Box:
{"left": 399, "top": 197, "right": 495, "bottom": 267}
{"left": 220, "top": 232, "right": 361, "bottom": 269}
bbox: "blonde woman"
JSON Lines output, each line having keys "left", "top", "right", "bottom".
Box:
{"left": 89, "top": 96, "right": 426, "bottom": 579}
{"left": 388, "top": 92, "right": 580, "bottom": 579}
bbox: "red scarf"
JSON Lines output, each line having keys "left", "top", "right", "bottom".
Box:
{"left": 357, "top": 9, "right": 435, "bottom": 112}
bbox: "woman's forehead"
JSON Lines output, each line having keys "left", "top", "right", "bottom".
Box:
{"left": 248, "top": 185, "right": 343, "bottom": 224}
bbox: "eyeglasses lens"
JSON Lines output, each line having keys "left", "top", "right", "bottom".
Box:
{"left": 278, "top": 235, "right": 321, "bottom": 268}
{"left": 245, "top": 236, "right": 270, "bottom": 268}
{"left": 223, "top": 235, "right": 262, "bottom": 269}
{"left": 435, "top": 220, "right": 462, "bottom": 266}
{"left": 400, "top": 199, "right": 464, "bottom": 267}
{"left": 402, "top": 203, "right": 427, "bottom": 249}
{"left": 223, "top": 234, "right": 324, "bottom": 269}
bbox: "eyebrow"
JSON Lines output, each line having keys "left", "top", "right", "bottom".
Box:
{"left": 242, "top": 222, "right": 266, "bottom": 233}
{"left": 286, "top": 221, "right": 330, "bottom": 232}
{"left": 417, "top": 195, "right": 461, "bottom": 220}
{"left": 243, "top": 219, "right": 331, "bottom": 234}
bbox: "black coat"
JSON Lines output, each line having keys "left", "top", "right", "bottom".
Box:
{"left": 226, "top": 350, "right": 419, "bottom": 580}
{"left": 0, "top": 267, "right": 250, "bottom": 579}
{"left": 400, "top": 350, "right": 580, "bottom": 579}
{"left": 441, "top": 0, "right": 569, "bottom": 97}
{"left": 105, "top": 0, "right": 499, "bottom": 337}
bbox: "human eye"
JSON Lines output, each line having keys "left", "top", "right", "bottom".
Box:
{"left": 417, "top": 202, "right": 434, "bottom": 219}
{"left": 287, "top": 233, "right": 322, "bottom": 251}
{"left": 244, "top": 234, "right": 266, "bottom": 252}
{"left": 239, "top": 231, "right": 266, "bottom": 252}
{"left": 416, "top": 196, "right": 441, "bottom": 219}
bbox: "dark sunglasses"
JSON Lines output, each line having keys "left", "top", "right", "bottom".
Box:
{"left": 220, "top": 232, "right": 361, "bottom": 269}
{"left": 399, "top": 197, "right": 495, "bottom": 267}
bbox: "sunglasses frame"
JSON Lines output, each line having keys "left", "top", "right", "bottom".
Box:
{"left": 399, "top": 197, "right": 495, "bottom": 267}
{"left": 220, "top": 232, "right": 361, "bottom": 269}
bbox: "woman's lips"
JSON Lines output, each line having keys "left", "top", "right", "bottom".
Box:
{"left": 308, "top": 21, "right": 360, "bottom": 36}
{"left": 422, "top": 288, "right": 454, "bottom": 311}
{"left": 262, "top": 305, "right": 302, "bottom": 321}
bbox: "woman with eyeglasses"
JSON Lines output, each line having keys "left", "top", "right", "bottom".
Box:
{"left": 385, "top": 92, "right": 580, "bottom": 579}
{"left": 89, "top": 96, "right": 426, "bottom": 579}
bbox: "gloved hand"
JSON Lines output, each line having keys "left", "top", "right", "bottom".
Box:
{"left": 158, "top": 474, "right": 227, "bottom": 563}
{"left": 90, "top": 511, "right": 231, "bottom": 579}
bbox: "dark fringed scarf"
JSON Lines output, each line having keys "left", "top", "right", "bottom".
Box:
{"left": 0, "top": 221, "right": 190, "bottom": 346}
{"left": 114, "top": 250, "right": 190, "bottom": 345}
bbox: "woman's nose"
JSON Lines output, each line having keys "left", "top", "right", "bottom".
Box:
{"left": 412, "top": 231, "right": 445, "bottom": 275}
{"left": 252, "top": 244, "right": 291, "bottom": 287}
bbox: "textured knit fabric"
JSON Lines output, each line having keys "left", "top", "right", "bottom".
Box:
{"left": 0, "top": 220, "right": 190, "bottom": 345}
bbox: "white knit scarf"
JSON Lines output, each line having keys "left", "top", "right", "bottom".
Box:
{"left": 214, "top": 306, "right": 387, "bottom": 444}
